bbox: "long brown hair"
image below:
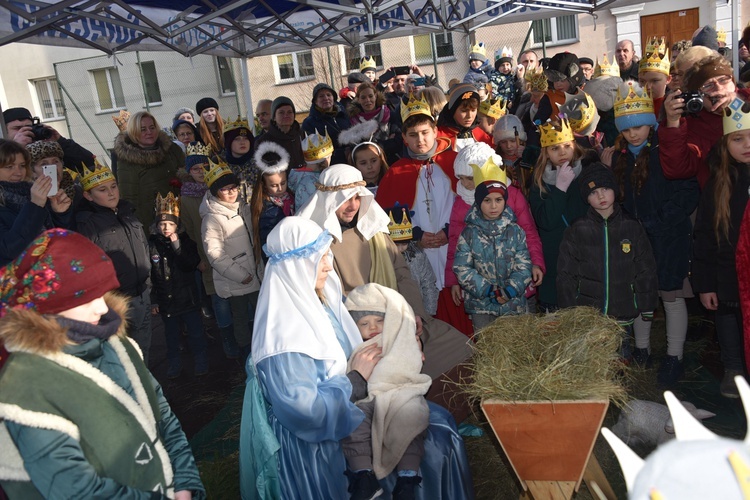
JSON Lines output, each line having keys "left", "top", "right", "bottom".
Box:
{"left": 198, "top": 112, "right": 225, "bottom": 154}
{"left": 532, "top": 140, "right": 584, "bottom": 195}
{"left": 612, "top": 128, "right": 654, "bottom": 200}
{"left": 250, "top": 169, "right": 290, "bottom": 266}
{"left": 711, "top": 134, "right": 740, "bottom": 242}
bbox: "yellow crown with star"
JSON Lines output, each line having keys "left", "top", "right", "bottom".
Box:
{"left": 360, "top": 56, "right": 377, "bottom": 72}
{"left": 561, "top": 92, "right": 597, "bottom": 134}
{"left": 538, "top": 118, "right": 574, "bottom": 148}
{"left": 155, "top": 192, "right": 180, "bottom": 220}
{"left": 387, "top": 205, "right": 413, "bottom": 242}
{"left": 186, "top": 142, "right": 212, "bottom": 158}
{"left": 469, "top": 42, "right": 487, "bottom": 61}
{"left": 471, "top": 156, "right": 508, "bottom": 188}
{"left": 223, "top": 115, "right": 250, "bottom": 135}
{"left": 302, "top": 128, "right": 334, "bottom": 162}
{"left": 525, "top": 66, "right": 548, "bottom": 92}
{"left": 723, "top": 98, "right": 750, "bottom": 135}
{"left": 614, "top": 82, "right": 654, "bottom": 118}
{"left": 478, "top": 97, "right": 508, "bottom": 120}
{"left": 639, "top": 37, "right": 670, "bottom": 75}
{"left": 717, "top": 28, "right": 727, "bottom": 44}
{"left": 593, "top": 54, "right": 620, "bottom": 78}
{"left": 81, "top": 159, "right": 116, "bottom": 192}
{"left": 400, "top": 92, "right": 433, "bottom": 123}
{"left": 203, "top": 157, "right": 234, "bottom": 189}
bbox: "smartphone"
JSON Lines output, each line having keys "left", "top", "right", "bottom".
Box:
{"left": 394, "top": 65, "right": 411, "bottom": 75}
{"left": 413, "top": 77, "right": 426, "bottom": 87}
{"left": 42, "top": 164, "right": 58, "bottom": 196}
{"left": 379, "top": 69, "right": 396, "bottom": 85}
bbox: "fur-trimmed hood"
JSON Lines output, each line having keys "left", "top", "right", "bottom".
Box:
{"left": 0, "top": 292, "right": 129, "bottom": 355}
{"left": 113, "top": 130, "right": 175, "bottom": 166}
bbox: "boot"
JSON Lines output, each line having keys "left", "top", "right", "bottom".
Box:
{"left": 219, "top": 326, "right": 240, "bottom": 360}
{"left": 720, "top": 369, "right": 744, "bottom": 399}
{"left": 657, "top": 355, "right": 684, "bottom": 388}
{"left": 632, "top": 347, "right": 652, "bottom": 368}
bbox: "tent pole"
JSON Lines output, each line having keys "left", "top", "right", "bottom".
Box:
{"left": 136, "top": 51, "right": 150, "bottom": 112}
{"left": 431, "top": 33, "right": 439, "bottom": 81}
{"left": 733, "top": 0, "right": 739, "bottom": 80}
{"left": 240, "top": 39, "right": 254, "bottom": 120}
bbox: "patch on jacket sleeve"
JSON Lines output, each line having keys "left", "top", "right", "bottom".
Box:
{"left": 621, "top": 239, "right": 631, "bottom": 254}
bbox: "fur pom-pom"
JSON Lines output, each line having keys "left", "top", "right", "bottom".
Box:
{"left": 254, "top": 141, "right": 291, "bottom": 174}
{"left": 338, "top": 119, "right": 379, "bottom": 146}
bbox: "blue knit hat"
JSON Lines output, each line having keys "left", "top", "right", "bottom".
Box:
{"left": 614, "top": 111, "right": 657, "bottom": 132}
{"left": 185, "top": 141, "right": 210, "bottom": 172}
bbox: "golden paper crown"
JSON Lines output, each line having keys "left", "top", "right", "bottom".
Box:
{"left": 112, "top": 109, "right": 130, "bottom": 132}
{"left": 387, "top": 206, "right": 413, "bottom": 242}
{"left": 155, "top": 192, "right": 180, "bottom": 220}
{"left": 302, "top": 129, "right": 334, "bottom": 162}
{"left": 360, "top": 56, "right": 377, "bottom": 72}
{"left": 469, "top": 42, "right": 487, "bottom": 60}
{"left": 186, "top": 142, "right": 212, "bottom": 158}
{"left": 614, "top": 82, "right": 654, "bottom": 119}
{"left": 538, "top": 118, "right": 575, "bottom": 148}
{"left": 593, "top": 54, "right": 620, "bottom": 78}
{"left": 478, "top": 98, "right": 507, "bottom": 120}
{"left": 400, "top": 92, "right": 433, "bottom": 123}
{"left": 81, "top": 159, "right": 116, "bottom": 191}
{"left": 561, "top": 92, "right": 597, "bottom": 134}
{"left": 204, "top": 157, "right": 234, "bottom": 189}
{"left": 723, "top": 98, "right": 750, "bottom": 135}
{"left": 471, "top": 156, "right": 508, "bottom": 188}
{"left": 223, "top": 115, "right": 250, "bottom": 135}
{"left": 525, "top": 66, "right": 549, "bottom": 92}
{"left": 717, "top": 28, "right": 727, "bottom": 44}
{"left": 639, "top": 37, "right": 670, "bottom": 75}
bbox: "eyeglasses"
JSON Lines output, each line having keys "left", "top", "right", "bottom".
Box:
{"left": 700, "top": 75, "right": 733, "bottom": 93}
{"left": 177, "top": 132, "right": 194, "bottom": 138}
{"left": 219, "top": 185, "right": 239, "bottom": 193}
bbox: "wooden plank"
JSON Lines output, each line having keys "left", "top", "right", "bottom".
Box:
{"left": 526, "top": 480, "right": 576, "bottom": 499}
{"left": 583, "top": 454, "right": 617, "bottom": 500}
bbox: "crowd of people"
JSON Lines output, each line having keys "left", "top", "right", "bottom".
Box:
{"left": 0, "top": 21, "right": 749, "bottom": 499}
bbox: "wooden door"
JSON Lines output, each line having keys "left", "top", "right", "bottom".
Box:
{"left": 640, "top": 8, "right": 699, "bottom": 53}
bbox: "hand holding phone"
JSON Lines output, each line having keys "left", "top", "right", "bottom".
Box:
{"left": 42, "top": 164, "right": 58, "bottom": 196}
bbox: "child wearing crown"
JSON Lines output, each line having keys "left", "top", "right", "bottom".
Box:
{"left": 453, "top": 155, "right": 532, "bottom": 331}
{"left": 529, "top": 117, "right": 589, "bottom": 312}
{"left": 490, "top": 46, "right": 523, "bottom": 109}
{"left": 386, "top": 205, "right": 439, "bottom": 316}
{"left": 75, "top": 160, "right": 153, "bottom": 363}
{"left": 463, "top": 42, "right": 496, "bottom": 90}
{"left": 689, "top": 98, "right": 750, "bottom": 397}
{"left": 638, "top": 37, "right": 672, "bottom": 117}
{"left": 476, "top": 97, "right": 506, "bottom": 139}
{"left": 436, "top": 83, "right": 493, "bottom": 151}
{"left": 606, "top": 81, "right": 699, "bottom": 386}
{"left": 557, "top": 162, "right": 658, "bottom": 358}
{"left": 288, "top": 129, "right": 333, "bottom": 211}
{"left": 376, "top": 93, "right": 457, "bottom": 292}
{"left": 223, "top": 116, "right": 256, "bottom": 202}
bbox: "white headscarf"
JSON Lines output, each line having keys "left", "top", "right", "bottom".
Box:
{"left": 251, "top": 217, "right": 363, "bottom": 377}
{"left": 297, "top": 164, "right": 390, "bottom": 242}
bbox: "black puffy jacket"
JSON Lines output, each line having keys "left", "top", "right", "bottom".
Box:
{"left": 557, "top": 204, "right": 658, "bottom": 321}
{"left": 148, "top": 231, "right": 201, "bottom": 317}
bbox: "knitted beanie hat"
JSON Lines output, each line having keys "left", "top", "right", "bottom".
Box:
{"left": 173, "top": 107, "right": 196, "bottom": 122}
{"left": 271, "top": 96, "right": 296, "bottom": 118}
{"left": 3, "top": 107, "right": 32, "bottom": 124}
{"left": 692, "top": 25, "right": 720, "bottom": 52}
{"left": 196, "top": 97, "right": 219, "bottom": 116}
{"left": 0, "top": 228, "right": 120, "bottom": 318}
{"left": 312, "top": 83, "right": 337, "bottom": 103}
{"left": 579, "top": 162, "right": 618, "bottom": 199}
{"left": 26, "top": 140, "right": 64, "bottom": 166}
{"left": 171, "top": 119, "right": 197, "bottom": 140}
{"left": 185, "top": 142, "right": 210, "bottom": 172}
{"left": 348, "top": 309, "right": 385, "bottom": 323}
{"left": 348, "top": 72, "right": 368, "bottom": 84}
{"left": 684, "top": 57, "right": 733, "bottom": 92}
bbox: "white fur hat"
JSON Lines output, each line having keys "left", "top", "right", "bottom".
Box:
{"left": 254, "top": 141, "right": 290, "bottom": 175}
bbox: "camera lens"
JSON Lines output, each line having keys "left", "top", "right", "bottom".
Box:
{"left": 685, "top": 97, "right": 704, "bottom": 114}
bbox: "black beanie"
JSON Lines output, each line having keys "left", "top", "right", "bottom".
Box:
{"left": 3, "top": 107, "right": 32, "bottom": 124}
{"left": 692, "top": 25, "right": 719, "bottom": 52}
{"left": 579, "top": 162, "right": 617, "bottom": 199}
{"left": 271, "top": 96, "right": 295, "bottom": 118}
{"left": 196, "top": 97, "right": 219, "bottom": 116}
{"left": 474, "top": 180, "right": 507, "bottom": 208}
{"left": 347, "top": 72, "right": 368, "bottom": 84}
{"left": 209, "top": 172, "right": 239, "bottom": 197}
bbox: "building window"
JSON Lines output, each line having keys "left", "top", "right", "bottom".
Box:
{"left": 274, "top": 51, "right": 315, "bottom": 83}
{"left": 344, "top": 42, "right": 383, "bottom": 73}
{"left": 91, "top": 68, "right": 125, "bottom": 112}
{"left": 33, "top": 78, "right": 64, "bottom": 120}
{"left": 530, "top": 15, "right": 579, "bottom": 47}
{"left": 216, "top": 56, "right": 236, "bottom": 95}
{"left": 414, "top": 33, "right": 455, "bottom": 65}
{"left": 139, "top": 61, "right": 162, "bottom": 105}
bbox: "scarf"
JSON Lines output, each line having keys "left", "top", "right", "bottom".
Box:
{"left": 0, "top": 181, "right": 33, "bottom": 213}
{"left": 269, "top": 192, "right": 294, "bottom": 216}
{"left": 541, "top": 158, "right": 583, "bottom": 185}
{"left": 180, "top": 181, "right": 208, "bottom": 198}
{"left": 218, "top": 199, "right": 240, "bottom": 212}
{"left": 628, "top": 141, "right": 650, "bottom": 157}
{"left": 368, "top": 232, "right": 398, "bottom": 290}
{"left": 226, "top": 149, "right": 254, "bottom": 167}
{"left": 315, "top": 105, "right": 340, "bottom": 117}
{"left": 407, "top": 141, "right": 438, "bottom": 162}
{"left": 355, "top": 105, "right": 391, "bottom": 126}
{"left": 54, "top": 308, "right": 122, "bottom": 344}
{"left": 456, "top": 182, "right": 475, "bottom": 206}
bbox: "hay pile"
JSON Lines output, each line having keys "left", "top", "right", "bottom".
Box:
{"left": 464, "top": 307, "right": 628, "bottom": 406}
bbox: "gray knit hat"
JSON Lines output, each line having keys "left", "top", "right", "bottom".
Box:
{"left": 173, "top": 107, "right": 196, "bottom": 122}
{"left": 271, "top": 96, "right": 296, "bottom": 118}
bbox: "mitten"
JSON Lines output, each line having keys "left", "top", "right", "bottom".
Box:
{"left": 554, "top": 161, "right": 575, "bottom": 192}
{"left": 493, "top": 286, "right": 517, "bottom": 305}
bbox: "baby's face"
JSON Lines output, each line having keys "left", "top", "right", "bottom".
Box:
{"left": 356, "top": 314, "right": 384, "bottom": 340}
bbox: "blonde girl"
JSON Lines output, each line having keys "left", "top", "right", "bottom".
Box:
{"left": 528, "top": 118, "right": 588, "bottom": 311}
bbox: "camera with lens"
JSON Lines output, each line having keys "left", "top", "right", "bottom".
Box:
{"left": 30, "top": 117, "right": 53, "bottom": 141}
{"left": 678, "top": 91, "right": 704, "bottom": 115}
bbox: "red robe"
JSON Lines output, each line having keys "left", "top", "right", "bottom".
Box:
{"left": 437, "top": 126, "right": 493, "bottom": 150}
{"left": 736, "top": 200, "right": 750, "bottom": 365}
{"left": 376, "top": 136, "right": 458, "bottom": 209}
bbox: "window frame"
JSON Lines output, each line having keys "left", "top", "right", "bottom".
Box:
{"left": 413, "top": 32, "right": 456, "bottom": 66}
{"left": 90, "top": 67, "right": 125, "bottom": 114}
{"left": 529, "top": 15, "right": 580, "bottom": 48}
{"left": 216, "top": 56, "right": 237, "bottom": 96}
{"left": 32, "top": 77, "right": 65, "bottom": 121}
{"left": 138, "top": 60, "right": 162, "bottom": 107}
{"left": 342, "top": 41, "right": 384, "bottom": 74}
{"left": 272, "top": 50, "right": 316, "bottom": 85}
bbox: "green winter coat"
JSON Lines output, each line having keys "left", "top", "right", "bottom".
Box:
{"left": 114, "top": 131, "right": 185, "bottom": 229}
